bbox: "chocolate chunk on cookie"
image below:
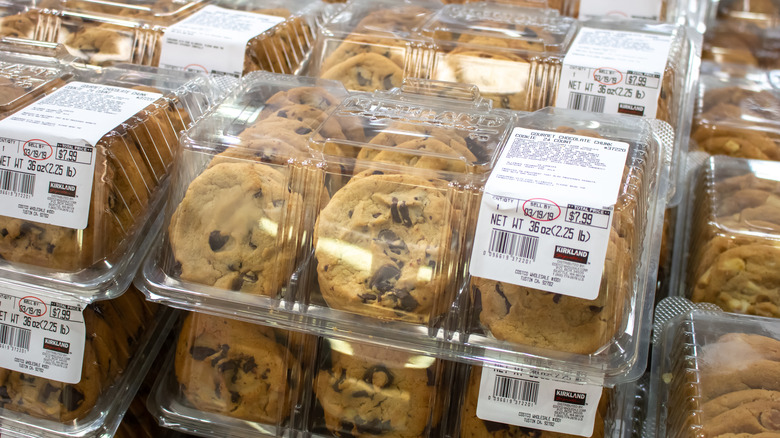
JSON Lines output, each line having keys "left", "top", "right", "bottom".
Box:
{"left": 321, "top": 53, "right": 403, "bottom": 92}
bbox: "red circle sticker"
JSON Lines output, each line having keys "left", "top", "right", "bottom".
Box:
{"left": 22, "top": 139, "right": 53, "bottom": 161}
{"left": 184, "top": 64, "right": 209, "bottom": 74}
{"left": 19, "top": 296, "right": 47, "bottom": 317}
{"left": 522, "top": 198, "right": 561, "bottom": 222}
{"left": 593, "top": 67, "right": 623, "bottom": 85}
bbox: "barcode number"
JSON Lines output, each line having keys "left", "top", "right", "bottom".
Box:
{"left": 493, "top": 375, "right": 540, "bottom": 404}
{"left": 489, "top": 229, "right": 538, "bottom": 261}
{"left": 567, "top": 92, "right": 605, "bottom": 113}
{"left": 0, "top": 169, "right": 35, "bottom": 196}
{"left": 0, "top": 323, "right": 31, "bottom": 352}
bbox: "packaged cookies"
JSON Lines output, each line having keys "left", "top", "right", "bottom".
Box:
{"left": 139, "top": 73, "right": 352, "bottom": 309}
{"left": 691, "top": 61, "right": 780, "bottom": 161}
{"left": 0, "top": 284, "right": 174, "bottom": 437}
{"left": 0, "top": 38, "right": 215, "bottom": 299}
{"left": 303, "top": 80, "right": 512, "bottom": 325}
{"left": 148, "top": 312, "right": 313, "bottom": 436}
{"left": 311, "top": 338, "right": 450, "bottom": 438}
{"left": 676, "top": 155, "right": 780, "bottom": 318}
{"left": 22, "top": 0, "right": 326, "bottom": 75}
{"left": 651, "top": 300, "right": 780, "bottom": 438}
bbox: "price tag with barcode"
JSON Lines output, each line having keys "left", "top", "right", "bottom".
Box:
{"left": 477, "top": 364, "right": 604, "bottom": 437}
{"left": 468, "top": 127, "right": 628, "bottom": 300}
{"left": 0, "top": 82, "right": 162, "bottom": 229}
{"left": 554, "top": 27, "right": 673, "bottom": 118}
{"left": 0, "top": 289, "right": 86, "bottom": 384}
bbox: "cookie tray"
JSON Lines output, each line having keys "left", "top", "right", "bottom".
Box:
{"left": 307, "top": 2, "right": 700, "bottom": 204}
{"left": 147, "top": 316, "right": 646, "bottom": 438}
{"left": 0, "top": 38, "right": 218, "bottom": 302}
{"left": 647, "top": 297, "right": 780, "bottom": 438}
{"left": 0, "top": 289, "right": 179, "bottom": 438}
{"left": 136, "top": 73, "right": 674, "bottom": 386}
{"left": 23, "top": 0, "right": 338, "bottom": 76}
{"left": 668, "top": 154, "right": 780, "bottom": 318}
{"left": 690, "top": 61, "right": 780, "bottom": 161}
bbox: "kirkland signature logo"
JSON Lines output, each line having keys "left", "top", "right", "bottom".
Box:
{"left": 617, "top": 103, "right": 645, "bottom": 116}
{"left": 48, "top": 182, "right": 76, "bottom": 197}
{"left": 554, "top": 389, "right": 587, "bottom": 405}
{"left": 553, "top": 246, "right": 589, "bottom": 264}
{"left": 43, "top": 338, "right": 70, "bottom": 354}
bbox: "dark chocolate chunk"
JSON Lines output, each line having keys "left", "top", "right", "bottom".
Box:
{"left": 243, "top": 357, "right": 258, "bottom": 373}
{"left": 59, "top": 385, "right": 85, "bottom": 412}
{"left": 465, "top": 137, "right": 490, "bottom": 163}
{"left": 0, "top": 228, "right": 7, "bottom": 237}
{"left": 398, "top": 201, "right": 413, "bottom": 227}
{"left": 46, "top": 243, "right": 55, "bottom": 254}
{"left": 552, "top": 294, "right": 562, "bottom": 304}
{"left": 230, "top": 391, "right": 240, "bottom": 403}
{"left": 42, "top": 382, "right": 59, "bottom": 400}
{"left": 369, "top": 265, "right": 401, "bottom": 293}
{"left": 358, "top": 293, "right": 377, "bottom": 303}
{"left": 362, "top": 365, "right": 394, "bottom": 388}
{"left": 357, "top": 71, "right": 370, "bottom": 87}
{"left": 254, "top": 188, "right": 263, "bottom": 198}
{"left": 494, "top": 283, "right": 511, "bottom": 315}
{"left": 355, "top": 416, "right": 392, "bottom": 435}
{"left": 295, "top": 127, "right": 312, "bottom": 136}
{"left": 190, "top": 345, "right": 218, "bottom": 360}
{"left": 209, "top": 230, "right": 229, "bottom": 251}
{"left": 392, "top": 289, "right": 418, "bottom": 312}
{"left": 390, "top": 197, "right": 402, "bottom": 224}
{"left": 378, "top": 229, "right": 408, "bottom": 254}
{"left": 218, "top": 359, "right": 238, "bottom": 374}
{"left": 277, "top": 110, "right": 288, "bottom": 118}
{"left": 383, "top": 74, "right": 395, "bottom": 90}
{"left": 351, "top": 390, "right": 370, "bottom": 398}
{"left": 332, "top": 368, "right": 347, "bottom": 392}
{"left": 589, "top": 306, "right": 604, "bottom": 313}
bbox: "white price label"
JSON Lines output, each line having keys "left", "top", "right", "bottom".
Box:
{"left": 0, "top": 82, "right": 162, "bottom": 229}
{"left": 477, "top": 364, "right": 604, "bottom": 437}
{"left": 578, "top": 0, "right": 664, "bottom": 20}
{"left": 158, "top": 5, "right": 285, "bottom": 77}
{"left": 469, "top": 128, "right": 628, "bottom": 300}
{"left": 555, "top": 27, "right": 673, "bottom": 118}
{"left": 0, "top": 290, "right": 86, "bottom": 384}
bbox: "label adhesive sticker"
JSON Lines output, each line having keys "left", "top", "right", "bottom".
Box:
{"left": 0, "top": 82, "right": 162, "bottom": 229}
{"left": 0, "top": 290, "right": 86, "bottom": 384}
{"left": 158, "top": 5, "right": 286, "bottom": 77}
{"left": 578, "top": 0, "right": 664, "bottom": 20}
{"left": 468, "top": 127, "right": 629, "bottom": 300}
{"left": 477, "top": 364, "right": 604, "bottom": 437}
{"left": 555, "top": 27, "right": 673, "bottom": 118}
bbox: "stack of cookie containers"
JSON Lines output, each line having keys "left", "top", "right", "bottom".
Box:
{"left": 649, "top": 299, "right": 780, "bottom": 438}
{"left": 0, "top": 37, "right": 220, "bottom": 437}
{"left": 700, "top": 0, "right": 780, "bottom": 68}
{"left": 0, "top": 0, "right": 339, "bottom": 76}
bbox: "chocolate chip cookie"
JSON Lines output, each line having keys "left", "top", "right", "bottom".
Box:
{"left": 174, "top": 312, "right": 300, "bottom": 423}
{"left": 314, "top": 173, "right": 453, "bottom": 323}
{"left": 313, "top": 340, "right": 442, "bottom": 438}
{"left": 320, "top": 53, "right": 404, "bottom": 92}
{"left": 169, "top": 161, "right": 303, "bottom": 296}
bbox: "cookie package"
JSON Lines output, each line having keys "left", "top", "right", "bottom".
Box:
{"left": 672, "top": 154, "right": 780, "bottom": 319}
{"left": 650, "top": 298, "right": 780, "bottom": 438}
{"left": 0, "top": 0, "right": 331, "bottom": 76}
{"left": 0, "top": 283, "right": 176, "bottom": 437}
{"left": 691, "top": 61, "right": 780, "bottom": 161}
{"left": 307, "top": 0, "right": 698, "bottom": 202}
{"left": 0, "top": 37, "right": 216, "bottom": 300}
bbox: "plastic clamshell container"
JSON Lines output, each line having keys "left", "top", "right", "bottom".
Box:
{"left": 451, "top": 364, "right": 646, "bottom": 438}
{"left": 650, "top": 304, "right": 780, "bottom": 438}
{"left": 139, "top": 75, "right": 673, "bottom": 385}
{"left": 0, "top": 284, "right": 177, "bottom": 438}
{"left": 306, "top": 0, "right": 444, "bottom": 91}
{"left": 0, "top": 38, "right": 217, "bottom": 301}
{"left": 459, "top": 108, "right": 672, "bottom": 383}
{"left": 147, "top": 311, "right": 315, "bottom": 437}
{"left": 702, "top": 18, "right": 780, "bottom": 68}
{"left": 715, "top": 0, "right": 780, "bottom": 27}
{"left": 691, "top": 61, "right": 780, "bottom": 161}
{"left": 422, "top": 3, "right": 577, "bottom": 112}
{"left": 139, "top": 72, "right": 351, "bottom": 306}
{"left": 26, "top": 0, "right": 330, "bottom": 75}
{"left": 672, "top": 154, "right": 780, "bottom": 318}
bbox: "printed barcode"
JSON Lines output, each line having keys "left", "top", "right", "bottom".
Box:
{"left": 0, "top": 323, "right": 31, "bottom": 352}
{"left": 567, "top": 92, "right": 606, "bottom": 113}
{"left": 489, "top": 229, "right": 538, "bottom": 261}
{"left": 493, "top": 375, "right": 540, "bottom": 404}
{"left": 0, "top": 169, "right": 35, "bottom": 196}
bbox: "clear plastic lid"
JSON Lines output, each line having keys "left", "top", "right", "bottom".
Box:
{"left": 147, "top": 311, "right": 315, "bottom": 437}
{"left": 24, "top": 0, "right": 328, "bottom": 74}
{"left": 691, "top": 61, "right": 780, "bottom": 161}
{"left": 423, "top": 3, "right": 577, "bottom": 111}
{"left": 717, "top": 0, "right": 780, "bottom": 27}
{"left": 0, "top": 37, "right": 218, "bottom": 301}
{"left": 702, "top": 18, "right": 780, "bottom": 68}
{"left": 0, "top": 284, "right": 177, "bottom": 438}
{"left": 674, "top": 155, "right": 780, "bottom": 318}
{"left": 651, "top": 300, "right": 780, "bottom": 438}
